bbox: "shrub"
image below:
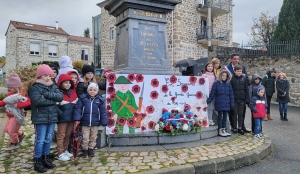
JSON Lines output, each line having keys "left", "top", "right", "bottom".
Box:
{"left": 9, "top": 65, "right": 39, "bottom": 82}
{"left": 0, "top": 93, "right": 6, "bottom": 100}
{"left": 73, "top": 61, "right": 84, "bottom": 71}
{"left": 32, "top": 61, "right": 59, "bottom": 68}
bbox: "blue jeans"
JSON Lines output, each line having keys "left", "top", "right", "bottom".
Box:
{"left": 279, "top": 103, "right": 288, "bottom": 114}
{"left": 254, "top": 118, "right": 262, "bottom": 135}
{"left": 34, "top": 123, "right": 55, "bottom": 158}
{"left": 218, "top": 111, "right": 228, "bottom": 129}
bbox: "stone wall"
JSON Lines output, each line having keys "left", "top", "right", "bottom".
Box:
{"left": 218, "top": 56, "right": 300, "bottom": 106}
{"left": 68, "top": 40, "right": 94, "bottom": 65}
{"left": 4, "top": 24, "right": 17, "bottom": 73}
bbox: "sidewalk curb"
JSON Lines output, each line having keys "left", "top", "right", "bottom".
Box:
{"left": 136, "top": 137, "right": 273, "bottom": 174}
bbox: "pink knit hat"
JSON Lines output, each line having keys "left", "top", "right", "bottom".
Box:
{"left": 7, "top": 73, "right": 22, "bottom": 88}
{"left": 36, "top": 64, "right": 53, "bottom": 78}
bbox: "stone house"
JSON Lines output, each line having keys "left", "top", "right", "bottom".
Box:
{"left": 4, "top": 20, "right": 94, "bottom": 74}
{"left": 97, "top": 0, "right": 233, "bottom": 69}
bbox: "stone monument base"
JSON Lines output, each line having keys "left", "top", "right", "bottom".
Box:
{"left": 113, "top": 67, "right": 181, "bottom": 75}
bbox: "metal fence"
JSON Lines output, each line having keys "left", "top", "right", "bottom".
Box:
{"left": 216, "top": 40, "right": 300, "bottom": 58}
{"left": 196, "top": 26, "right": 229, "bottom": 41}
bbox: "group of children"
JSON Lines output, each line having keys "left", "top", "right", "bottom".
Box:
{"left": 1, "top": 56, "right": 107, "bottom": 173}
{"left": 205, "top": 55, "right": 290, "bottom": 139}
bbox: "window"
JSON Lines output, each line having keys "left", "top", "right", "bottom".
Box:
{"left": 81, "top": 49, "right": 89, "bottom": 61}
{"left": 48, "top": 45, "right": 58, "bottom": 57}
{"left": 110, "top": 27, "right": 114, "bottom": 40}
{"left": 30, "top": 43, "right": 40, "bottom": 55}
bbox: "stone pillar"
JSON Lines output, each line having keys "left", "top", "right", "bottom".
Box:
{"left": 105, "top": 0, "right": 181, "bottom": 75}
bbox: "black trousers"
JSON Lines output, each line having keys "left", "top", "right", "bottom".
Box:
{"left": 233, "top": 102, "right": 245, "bottom": 129}
{"left": 266, "top": 95, "right": 272, "bottom": 114}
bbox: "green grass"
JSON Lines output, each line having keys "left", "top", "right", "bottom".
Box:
{"left": 100, "top": 157, "right": 108, "bottom": 165}
{"left": 3, "top": 158, "right": 13, "bottom": 170}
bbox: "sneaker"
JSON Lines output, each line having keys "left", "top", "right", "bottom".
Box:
{"left": 82, "top": 150, "right": 88, "bottom": 158}
{"left": 238, "top": 129, "right": 245, "bottom": 135}
{"left": 18, "top": 133, "right": 26, "bottom": 144}
{"left": 254, "top": 134, "right": 262, "bottom": 139}
{"left": 58, "top": 153, "right": 70, "bottom": 161}
{"left": 209, "top": 121, "right": 215, "bottom": 126}
{"left": 232, "top": 129, "right": 238, "bottom": 134}
{"left": 64, "top": 150, "right": 73, "bottom": 158}
{"left": 259, "top": 133, "right": 264, "bottom": 138}
{"left": 6, "top": 142, "right": 19, "bottom": 151}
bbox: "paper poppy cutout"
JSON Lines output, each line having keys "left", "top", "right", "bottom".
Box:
{"left": 127, "top": 118, "right": 136, "bottom": 127}
{"left": 180, "top": 114, "right": 184, "bottom": 118}
{"left": 141, "top": 126, "right": 146, "bottom": 132}
{"left": 194, "top": 114, "right": 198, "bottom": 118}
{"left": 184, "top": 104, "right": 191, "bottom": 111}
{"left": 150, "top": 91, "right": 159, "bottom": 100}
{"left": 141, "top": 113, "right": 147, "bottom": 118}
{"left": 199, "top": 77, "right": 205, "bottom": 85}
{"left": 196, "top": 106, "right": 201, "bottom": 111}
{"left": 107, "top": 86, "right": 115, "bottom": 95}
{"left": 110, "top": 94, "right": 116, "bottom": 101}
{"left": 170, "top": 115, "right": 174, "bottom": 119}
{"left": 151, "top": 78, "right": 159, "bottom": 87}
{"left": 202, "top": 119, "right": 208, "bottom": 127}
{"left": 171, "top": 96, "right": 176, "bottom": 102}
{"left": 203, "top": 107, "right": 207, "bottom": 112}
{"left": 162, "top": 108, "right": 168, "bottom": 114}
{"left": 135, "top": 74, "right": 144, "bottom": 83}
{"left": 198, "top": 120, "right": 202, "bottom": 125}
{"left": 187, "top": 114, "right": 192, "bottom": 119}
{"left": 170, "top": 75, "right": 177, "bottom": 84}
{"left": 106, "top": 97, "right": 111, "bottom": 103}
{"left": 117, "top": 117, "right": 126, "bottom": 126}
{"left": 165, "top": 125, "right": 171, "bottom": 131}
{"left": 148, "top": 121, "right": 156, "bottom": 130}
{"left": 195, "top": 91, "right": 203, "bottom": 99}
{"left": 146, "top": 105, "right": 155, "bottom": 114}
{"left": 181, "top": 84, "right": 188, "bottom": 93}
{"left": 132, "top": 85, "right": 141, "bottom": 94}
{"left": 107, "top": 111, "right": 113, "bottom": 118}
{"left": 106, "top": 105, "right": 111, "bottom": 111}
{"left": 107, "top": 118, "right": 115, "bottom": 128}
{"left": 107, "top": 73, "right": 116, "bottom": 83}
{"left": 112, "top": 127, "right": 118, "bottom": 134}
{"left": 109, "top": 82, "right": 114, "bottom": 87}
{"left": 161, "top": 85, "right": 169, "bottom": 93}
{"left": 127, "top": 74, "right": 135, "bottom": 82}
{"left": 189, "top": 76, "right": 197, "bottom": 84}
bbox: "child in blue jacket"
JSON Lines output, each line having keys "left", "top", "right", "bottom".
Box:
{"left": 74, "top": 83, "right": 107, "bottom": 158}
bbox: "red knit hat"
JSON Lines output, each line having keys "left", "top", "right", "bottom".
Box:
{"left": 7, "top": 73, "right": 22, "bottom": 88}
{"left": 36, "top": 64, "right": 53, "bottom": 78}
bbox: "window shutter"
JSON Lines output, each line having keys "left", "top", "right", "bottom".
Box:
{"left": 30, "top": 43, "right": 40, "bottom": 52}
{"left": 48, "top": 45, "right": 58, "bottom": 53}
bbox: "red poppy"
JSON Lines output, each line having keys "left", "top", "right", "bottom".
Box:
{"left": 189, "top": 76, "right": 197, "bottom": 84}
{"left": 194, "top": 122, "right": 199, "bottom": 127}
{"left": 117, "top": 117, "right": 126, "bottom": 126}
{"left": 203, "top": 107, "right": 207, "bottom": 112}
{"left": 110, "top": 94, "right": 116, "bottom": 101}
{"left": 141, "top": 126, "right": 146, "bottom": 132}
{"left": 127, "top": 118, "right": 136, "bottom": 127}
{"left": 202, "top": 119, "right": 208, "bottom": 127}
{"left": 171, "top": 109, "right": 175, "bottom": 113}
{"left": 107, "top": 73, "right": 116, "bottom": 83}
{"left": 148, "top": 121, "right": 156, "bottom": 130}
{"left": 112, "top": 127, "right": 118, "bottom": 134}
{"left": 107, "top": 86, "right": 115, "bottom": 95}
{"left": 162, "top": 85, "right": 169, "bottom": 93}
{"left": 107, "top": 111, "right": 113, "bottom": 118}
{"left": 159, "top": 118, "right": 163, "bottom": 121}
{"left": 132, "top": 85, "right": 141, "bottom": 94}
{"left": 199, "top": 77, "right": 206, "bottom": 85}
{"left": 183, "top": 120, "right": 187, "bottom": 124}
{"left": 127, "top": 74, "right": 135, "bottom": 82}
{"left": 109, "top": 82, "right": 114, "bottom": 87}
{"left": 170, "top": 75, "right": 177, "bottom": 84}
{"left": 165, "top": 125, "right": 171, "bottom": 131}
{"left": 181, "top": 84, "right": 188, "bottom": 93}
{"left": 150, "top": 91, "right": 159, "bottom": 100}
{"left": 162, "top": 108, "right": 168, "bottom": 114}
{"left": 146, "top": 105, "right": 155, "bottom": 114}
{"left": 184, "top": 104, "right": 191, "bottom": 111}
{"left": 171, "top": 96, "right": 176, "bottom": 102}
{"left": 151, "top": 78, "right": 159, "bottom": 87}
{"left": 106, "top": 97, "right": 111, "bottom": 103}
{"left": 134, "top": 112, "right": 139, "bottom": 117}
{"left": 196, "top": 106, "right": 201, "bottom": 111}
{"left": 187, "top": 114, "right": 192, "bottom": 119}
{"left": 194, "top": 114, "right": 198, "bottom": 118}
{"left": 198, "top": 120, "right": 202, "bottom": 125}
{"left": 135, "top": 74, "right": 144, "bottom": 83}
{"left": 195, "top": 91, "right": 203, "bottom": 100}
{"left": 107, "top": 118, "right": 115, "bottom": 128}
{"left": 170, "top": 115, "right": 174, "bottom": 119}
{"left": 180, "top": 114, "right": 184, "bottom": 118}
{"left": 141, "top": 113, "right": 147, "bottom": 118}
{"left": 106, "top": 105, "right": 111, "bottom": 111}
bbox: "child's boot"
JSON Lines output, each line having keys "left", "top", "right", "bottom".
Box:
{"left": 88, "top": 149, "right": 95, "bottom": 157}
{"left": 280, "top": 114, "right": 284, "bottom": 120}
{"left": 218, "top": 129, "right": 227, "bottom": 137}
{"left": 223, "top": 128, "right": 231, "bottom": 136}
{"left": 34, "top": 158, "right": 47, "bottom": 173}
{"left": 263, "top": 115, "right": 268, "bottom": 121}
{"left": 284, "top": 114, "right": 288, "bottom": 121}
{"left": 82, "top": 150, "right": 88, "bottom": 158}
{"left": 41, "top": 155, "right": 56, "bottom": 169}
{"left": 267, "top": 114, "right": 273, "bottom": 120}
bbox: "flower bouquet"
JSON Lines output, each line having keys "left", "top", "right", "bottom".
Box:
{"left": 155, "top": 107, "right": 202, "bottom": 136}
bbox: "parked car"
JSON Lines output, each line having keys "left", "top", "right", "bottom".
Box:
{"left": 95, "top": 68, "right": 113, "bottom": 77}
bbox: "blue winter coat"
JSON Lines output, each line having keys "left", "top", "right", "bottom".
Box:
{"left": 73, "top": 93, "right": 108, "bottom": 126}
{"left": 207, "top": 71, "right": 234, "bottom": 111}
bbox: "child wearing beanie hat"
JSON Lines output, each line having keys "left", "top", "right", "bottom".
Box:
{"left": 74, "top": 82, "right": 107, "bottom": 158}
{"left": 76, "top": 65, "right": 98, "bottom": 95}
{"left": 47, "top": 64, "right": 59, "bottom": 84}
{"left": 27, "top": 64, "right": 64, "bottom": 172}
{"left": 0, "top": 73, "right": 31, "bottom": 150}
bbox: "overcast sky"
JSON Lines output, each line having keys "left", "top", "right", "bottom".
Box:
{"left": 0, "top": 0, "right": 283, "bottom": 57}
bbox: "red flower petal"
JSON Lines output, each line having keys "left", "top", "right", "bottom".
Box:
{"left": 135, "top": 74, "right": 144, "bottom": 83}
{"left": 146, "top": 105, "right": 155, "bottom": 114}
{"left": 110, "top": 94, "right": 116, "bottom": 101}
{"left": 112, "top": 127, "right": 118, "bottom": 134}
{"left": 166, "top": 125, "right": 171, "bottom": 131}
{"left": 181, "top": 84, "right": 188, "bottom": 93}
{"left": 189, "top": 76, "right": 197, "bottom": 84}
{"left": 107, "top": 118, "right": 115, "bottom": 128}
{"left": 162, "top": 108, "right": 168, "bottom": 114}
{"left": 170, "top": 75, "right": 177, "bottom": 84}
{"left": 107, "top": 73, "right": 116, "bottom": 83}
{"left": 150, "top": 91, "right": 159, "bottom": 100}
{"left": 195, "top": 91, "right": 203, "bottom": 99}
{"left": 132, "top": 85, "right": 141, "bottom": 94}
{"left": 106, "top": 105, "right": 111, "bottom": 111}
{"left": 151, "top": 78, "right": 159, "bottom": 87}
{"left": 203, "top": 107, "right": 207, "bottom": 112}
{"left": 196, "top": 106, "right": 201, "bottom": 111}
{"left": 107, "top": 86, "right": 116, "bottom": 95}
{"left": 106, "top": 97, "right": 111, "bottom": 103}
{"left": 148, "top": 121, "right": 156, "bottom": 130}
{"left": 127, "top": 118, "right": 136, "bottom": 127}
{"left": 161, "top": 85, "right": 169, "bottom": 93}
{"left": 109, "top": 82, "right": 114, "bottom": 87}
{"left": 202, "top": 119, "right": 208, "bottom": 127}
{"left": 171, "top": 96, "right": 176, "bottom": 102}
{"left": 107, "top": 111, "right": 113, "bottom": 118}
{"left": 141, "top": 113, "right": 147, "bottom": 118}
{"left": 117, "top": 117, "right": 126, "bottom": 126}
{"left": 127, "top": 74, "right": 135, "bottom": 82}
{"left": 199, "top": 77, "right": 206, "bottom": 85}
{"left": 184, "top": 104, "right": 191, "bottom": 111}
{"left": 141, "top": 126, "right": 146, "bottom": 131}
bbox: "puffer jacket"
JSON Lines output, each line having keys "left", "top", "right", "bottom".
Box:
{"left": 261, "top": 71, "right": 276, "bottom": 97}
{"left": 230, "top": 73, "right": 249, "bottom": 103}
{"left": 28, "top": 79, "right": 64, "bottom": 124}
{"left": 249, "top": 74, "right": 267, "bottom": 108}
{"left": 73, "top": 93, "right": 107, "bottom": 126}
{"left": 249, "top": 85, "right": 267, "bottom": 118}
{"left": 207, "top": 71, "right": 234, "bottom": 111}
{"left": 57, "top": 74, "right": 78, "bottom": 123}
{"left": 276, "top": 78, "right": 290, "bottom": 103}
{"left": 202, "top": 71, "right": 218, "bottom": 93}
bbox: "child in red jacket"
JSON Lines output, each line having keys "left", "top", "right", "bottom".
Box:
{"left": 0, "top": 73, "right": 31, "bottom": 150}
{"left": 249, "top": 85, "right": 266, "bottom": 139}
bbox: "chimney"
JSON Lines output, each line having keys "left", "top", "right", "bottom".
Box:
{"left": 56, "top": 21, "right": 58, "bottom": 30}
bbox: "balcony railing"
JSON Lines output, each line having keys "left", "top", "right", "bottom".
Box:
{"left": 196, "top": 26, "right": 229, "bottom": 42}
{"left": 197, "top": 0, "right": 230, "bottom": 16}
